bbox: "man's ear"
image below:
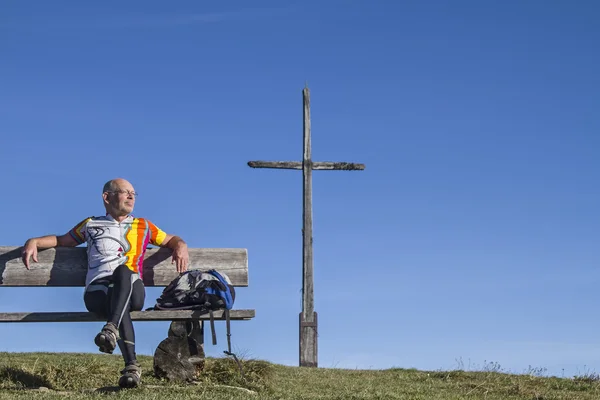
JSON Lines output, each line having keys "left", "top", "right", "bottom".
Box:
{"left": 102, "top": 192, "right": 110, "bottom": 205}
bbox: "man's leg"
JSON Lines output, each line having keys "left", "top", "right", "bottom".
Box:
{"left": 116, "top": 278, "right": 145, "bottom": 389}
{"left": 116, "top": 278, "right": 145, "bottom": 365}
{"left": 94, "top": 265, "right": 140, "bottom": 354}
{"left": 84, "top": 279, "right": 111, "bottom": 318}
{"left": 93, "top": 265, "right": 145, "bottom": 388}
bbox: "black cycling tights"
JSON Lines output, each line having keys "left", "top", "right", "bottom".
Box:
{"left": 84, "top": 265, "right": 145, "bottom": 365}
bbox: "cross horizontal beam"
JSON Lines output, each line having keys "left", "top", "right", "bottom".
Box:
{"left": 247, "top": 161, "right": 365, "bottom": 171}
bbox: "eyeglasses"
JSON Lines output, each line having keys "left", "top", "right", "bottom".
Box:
{"left": 107, "top": 190, "right": 138, "bottom": 197}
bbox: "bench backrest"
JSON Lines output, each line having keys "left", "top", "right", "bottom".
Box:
{"left": 0, "top": 246, "right": 248, "bottom": 287}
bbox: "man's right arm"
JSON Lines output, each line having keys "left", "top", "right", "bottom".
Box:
{"left": 22, "top": 233, "right": 79, "bottom": 270}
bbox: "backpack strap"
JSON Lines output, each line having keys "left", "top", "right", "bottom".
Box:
{"left": 209, "top": 310, "right": 217, "bottom": 345}
{"left": 222, "top": 308, "right": 246, "bottom": 380}
{"left": 225, "top": 308, "right": 232, "bottom": 353}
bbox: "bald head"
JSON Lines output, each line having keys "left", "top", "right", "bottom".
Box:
{"left": 102, "top": 178, "right": 136, "bottom": 220}
{"left": 103, "top": 178, "right": 132, "bottom": 194}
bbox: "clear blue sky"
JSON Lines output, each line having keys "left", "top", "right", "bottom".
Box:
{"left": 1, "top": 0, "right": 599, "bottom": 377}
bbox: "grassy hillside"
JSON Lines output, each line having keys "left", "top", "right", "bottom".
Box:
{"left": 0, "top": 352, "right": 599, "bottom": 399}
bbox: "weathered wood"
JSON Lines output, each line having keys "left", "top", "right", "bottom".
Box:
{"left": 299, "top": 311, "right": 318, "bottom": 367}
{"left": 0, "top": 309, "right": 255, "bottom": 322}
{"left": 154, "top": 321, "right": 205, "bottom": 382}
{"left": 248, "top": 161, "right": 365, "bottom": 170}
{"left": 247, "top": 85, "right": 365, "bottom": 367}
{"left": 0, "top": 246, "right": 248, "bottom": 287}
{"left": 300, "top": 86, "right": 317, "bottom": 368}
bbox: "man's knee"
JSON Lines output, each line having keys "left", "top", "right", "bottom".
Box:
{"left": 84, "top": 290, "right": 109, "bottom": 318}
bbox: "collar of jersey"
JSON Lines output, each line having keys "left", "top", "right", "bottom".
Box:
{"left": 105, "top": 213, "right": 134, "bottom": 223}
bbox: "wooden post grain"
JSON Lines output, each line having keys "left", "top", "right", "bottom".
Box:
{"left": 300, "top": 87, "right": 317, "bottom": 367}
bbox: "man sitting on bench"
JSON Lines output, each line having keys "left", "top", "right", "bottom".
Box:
{"left": 20, "top": 178, "right": 189, "bottom": 389}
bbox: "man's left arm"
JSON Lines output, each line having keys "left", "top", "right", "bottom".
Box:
{"left": 161, "top": 234, "right": 189, "bottom": 273}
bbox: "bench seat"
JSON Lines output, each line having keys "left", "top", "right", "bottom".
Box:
{"left": 0, "top": 309, "right": 255, "bottom": 323}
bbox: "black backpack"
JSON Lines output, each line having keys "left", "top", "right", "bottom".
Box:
{"left": 152, "top": 269, "right": 244, "bottom": 377}
{"left": 154, "top": 269, "right": 235, "bottom": 312}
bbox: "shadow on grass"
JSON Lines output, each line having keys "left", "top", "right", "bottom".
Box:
{"left": 94, "top": 386, "right": 123, "bottom": 393}
{"left": 0, "top": 366, "right": 53, "bottom": 389}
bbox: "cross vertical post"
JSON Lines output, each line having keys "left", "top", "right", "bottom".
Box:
{"left": 300, "top": 87, "right": 317, "bottom": 367}
{"left": 247, "top": 86, "right": 365, "bottom": 367}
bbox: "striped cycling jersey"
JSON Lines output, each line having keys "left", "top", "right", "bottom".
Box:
{"left": 69, "top": 214, "right": 167, "bottom": 287}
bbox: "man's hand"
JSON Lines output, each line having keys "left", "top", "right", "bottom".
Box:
{"left": 171, "top": 241, "right": 189, "bottom": 273}
{"left": 161, "top": 234, "right": 190, "bottom": 273}
{"left": 21, "top": 239, "right": 39, "bottom": 270}
{"left": 20, "top": 233, "right": 76, "bottom": 270}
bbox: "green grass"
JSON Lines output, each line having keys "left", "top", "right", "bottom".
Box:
{"left": 0, "top": 352, "right": 600, "bottom": 399}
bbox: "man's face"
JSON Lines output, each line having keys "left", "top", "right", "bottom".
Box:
{"left": 107, "top": 182, "right": 136, "bottom": 215}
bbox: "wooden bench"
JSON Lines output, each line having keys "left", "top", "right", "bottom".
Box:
{"left": 0, "top": 245, "right": 254, "bottom": 382}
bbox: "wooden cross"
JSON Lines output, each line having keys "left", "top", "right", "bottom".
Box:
{"left": 248, "top": 86, "right": 365, "bottom": 367}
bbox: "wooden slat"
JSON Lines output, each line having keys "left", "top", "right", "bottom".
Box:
{"left": 0, "top": 309, "right": 255, "bottom": 322}
{"left": 0, "top": 246, "right": 248, "bottom": 287}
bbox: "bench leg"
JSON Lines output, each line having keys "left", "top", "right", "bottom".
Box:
{"left": 153, "top": 320, "right": 205, "bottom": 382}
